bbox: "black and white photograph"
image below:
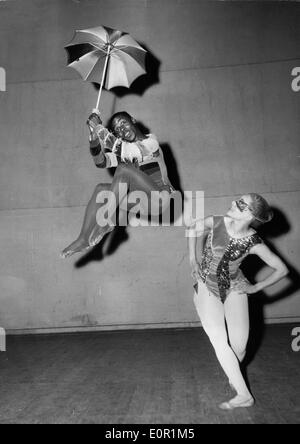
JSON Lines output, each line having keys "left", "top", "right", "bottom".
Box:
{"left": 0, "top": 0, "right": 299, "bottom": 426}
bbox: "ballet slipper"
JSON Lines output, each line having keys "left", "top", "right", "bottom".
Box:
{"left": 219, "top": 395, "right": 254, "bottom": 410}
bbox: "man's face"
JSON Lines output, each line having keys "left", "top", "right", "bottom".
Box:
{"left": 112, "top": 116, "right": 136, "bottom": 142}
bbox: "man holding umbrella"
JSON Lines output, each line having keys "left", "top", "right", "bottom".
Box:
{"left": 61, "top": 108, "right": 175, "bottom": 258}
{"left": 61, "top": 25, "right": 176, "bottom": 258}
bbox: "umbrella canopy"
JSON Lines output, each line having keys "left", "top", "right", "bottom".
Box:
{"left": 65, "top": 25, "right": 147, "bottom": 109}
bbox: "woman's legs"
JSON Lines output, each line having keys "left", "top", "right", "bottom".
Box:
{"left": 193, "top": 283, "right": 252, "bottom": 402}
{"left": 220, "top": 290, "right": 255, "bottom": 408}
{"left": 224, "top": 290, "right": 250, "bottom": 363}
{"left": 89, "top": 163, "right": 171, "bottom": 245}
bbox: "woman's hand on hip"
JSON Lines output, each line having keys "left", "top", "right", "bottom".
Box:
{"left": 232, "top": 281, "right": 258, "bottom": 295}
{"left": 190, "top": 260, "right": 202, "bottom": 282}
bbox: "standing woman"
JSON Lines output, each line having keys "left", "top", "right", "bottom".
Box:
{"left": 188, "top": 194, "right": 288, "bottom": 410}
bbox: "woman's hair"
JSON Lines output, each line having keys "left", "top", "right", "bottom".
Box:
{"left": 248, "top": 193, "right": 273, "bottom": 226}
{"left": 108, "top": 111, "right": 133, "bottom": 134}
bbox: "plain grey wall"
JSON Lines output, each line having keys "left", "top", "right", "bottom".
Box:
{"left": 0, "top": 0, "right": 299, "bottom": 332}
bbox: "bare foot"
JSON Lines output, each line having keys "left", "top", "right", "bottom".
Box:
{"left": 60, "top": 238, "right": 90, "bottom": 259}
{"left": 88, "top": 225, "right": 114, "bottom": 247}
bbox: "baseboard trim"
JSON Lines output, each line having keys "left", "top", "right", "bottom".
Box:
{"left": 5, "top": 317, "right": 300, "bottom": 336}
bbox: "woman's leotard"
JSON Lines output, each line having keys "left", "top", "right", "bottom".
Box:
{"left": 198, "top": 216, "right": 262, "bottom": 302}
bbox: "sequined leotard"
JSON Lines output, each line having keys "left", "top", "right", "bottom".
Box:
{"left": 198, "top": 216, "right": 262, "bottom": 302}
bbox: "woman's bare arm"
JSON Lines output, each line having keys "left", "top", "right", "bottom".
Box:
{"left": 188, "top": 216, "right": 213, "bottom": 281}
{"left": 235, "top": 243, "right": 289, "bottom": 294}
{"left": 248, "top": 243, "right": 288, "bottom": 293}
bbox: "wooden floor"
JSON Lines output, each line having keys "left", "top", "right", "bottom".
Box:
{"left": 0, "top": 324, "right": 299, "bottom": 424}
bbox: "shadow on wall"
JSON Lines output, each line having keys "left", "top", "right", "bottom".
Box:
{"left": 241, "top": 207, "right": 300, "bottom": 373}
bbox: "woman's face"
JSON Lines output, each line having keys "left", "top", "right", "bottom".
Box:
{"left": 227, "top": 194, "right": 254, "bottom": 221}
{"left": 112, "top": 116, "right": 136, "bottom": 142}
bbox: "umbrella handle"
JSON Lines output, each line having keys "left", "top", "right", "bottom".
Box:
{"left": 95, "top": 49, "right": 110, "bottom": 112}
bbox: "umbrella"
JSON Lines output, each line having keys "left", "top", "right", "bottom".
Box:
{"left": 65, "top": 25, "right": 147, "bottom": 110}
